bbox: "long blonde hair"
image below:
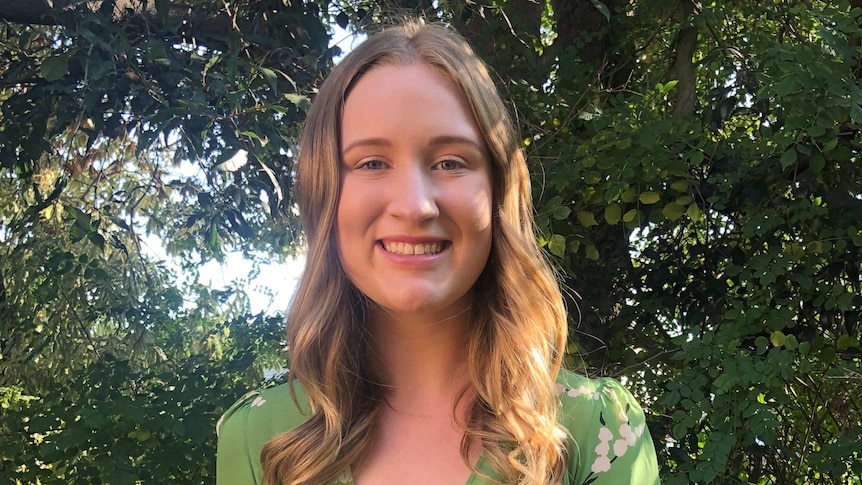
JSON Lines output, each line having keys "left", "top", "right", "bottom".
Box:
{"left": 261, "top": 20, "right": 569, "bottom": 485}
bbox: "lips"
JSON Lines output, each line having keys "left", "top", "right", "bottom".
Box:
{"left": 380, "top": 240, "right": 447, "bottom": 255}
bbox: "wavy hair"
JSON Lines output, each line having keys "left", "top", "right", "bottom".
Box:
{"left": 261, "top": 20, "right": 569, "bottom": 485}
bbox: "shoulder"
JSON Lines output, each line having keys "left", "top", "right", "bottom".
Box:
{"left": 555, "top": 370, "right": 644, "bottom": 421}
{"left": 555, "top": 369, "right": 661, "bottom": 484}
{"left": 216, "top": 381, "right": 311, "bottom": 485}
{"left": 217, "top": 381, "right": 310, "bottom": 438}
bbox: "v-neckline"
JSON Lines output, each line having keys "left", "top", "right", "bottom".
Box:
{"left": 345, "top": 455, "right": 487, "bottom": 485}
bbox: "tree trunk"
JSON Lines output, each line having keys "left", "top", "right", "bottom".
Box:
{"left": 450, "top": 0, "right": 545, "bottom": 87}
{"left": 551, "top": 0, "right": 611, "bottom": 65}
{"left": 672, "top": 0, "right": 698, "bottom": 118}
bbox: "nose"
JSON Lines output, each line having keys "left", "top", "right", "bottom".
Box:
{"left": 387, "top": 164, "right": 439, "bottom": 222}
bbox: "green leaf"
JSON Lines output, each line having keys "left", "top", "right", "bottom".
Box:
{"left": 659, "top": 79, "right": 679, "bottom": 94}
{"left": 87, "top": 232, "right": 106, "bottom": 251}
{"left": 672, "top": 422, "right": 688, "bottom": 440}
{"left": 820, "top": 346, "right": 837, "bottom": 364}
{"left": 127, "top": 429, "right": 151, "bottom": 442}
{"left": 284, "top": 94, "right": 311, "bottom": 112}
{"left": 552, "top": 205, "right": 572, "bottom": 220}
{"left": 770, "top": 330, "right": 786, "bottom": 348}
{"left": 851, "top": 104, "right": 862, "bottom": 125}
{"left": 713, "top": 373, "right": 735, "bottom": 393}
{"left": 203, "top": 52, "right": 221, "bottom": 76}
{"left": 810, "top": 154, "right": 825, "bottom": 173}
{"left": 40, "top": 53, "right": 71, "bottom": 81}
{"left": 604, "top": 204, "right": 622, "bottom": 225}
{"left": 774, "top": 77, "right": 798, "bottom": 97}
{"left": 257, "top": 66, "right": 278, "bottom": 93}
{"left": 65, "top": 206, "right": 89, "bottom": 224}
{"left": 18, "top": 29, "right": 31, "bottom": 49}
{"left": 639, "top": 191, "right": 661, "bottom": 204}
{"left": 662, "top": 202, "right": 685, "bottom": 221}
{"left": 837, "top": 335, "right": 857, "bottom": 351}
{"left": 622, "top": 208, "right": 638, "bottom": 223}
{"left": 833, "top": 145, "right": 853, "bottom": 161}
{"left": 576, "top": 211, "right": 598, "bottom": 227}
{"left": 780, "top": 147, "right": 798, "bottom": 168}
{"left": 585, "top": 244, "right": 599, "bottom": 260}
{"left": 755, "top": 336, "right": 769, "bottom": 354}
{"left": 590, "top": 0, "right": 611, "bottom": 21}
{"left": 686, "top": 203, "right": 702, "bottom": 222}
{"left": 240, "top": 131, "right": 268, "bottom": 148}
{"left": 670, "top": 180, "right": 689, "bottom": 192}
{"left": 208, "top": 223, "right": 218, "bottom": 249}
{"left": 548, "top": 234, "right": 566, "bottom": 258}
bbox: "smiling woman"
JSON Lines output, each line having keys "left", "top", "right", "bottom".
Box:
{"left": 337, "top": 63, "right": 493, "bottom": 320}
{"left": 216, "top": 20, "right": 660, "bottom": 485}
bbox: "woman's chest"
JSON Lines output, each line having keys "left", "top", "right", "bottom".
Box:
{"left": 349, "top": 409, "right": 481, "bottom": 485}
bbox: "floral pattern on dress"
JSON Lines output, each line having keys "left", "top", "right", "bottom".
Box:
{"left": 216, "top": 390, "right": 262, "bottom": 437}
{"left": 556, "top": 379, "right": 649, "bottom": 485}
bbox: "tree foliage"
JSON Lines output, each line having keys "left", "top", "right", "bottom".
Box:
{"left": 1, "top": 0, "right": 329, "bottom": 482}
{"left": 1, "top": 0, "right": 861, "bottom": 484}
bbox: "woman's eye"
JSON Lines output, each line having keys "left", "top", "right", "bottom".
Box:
{"left": 436, "top": 159, "right": 465, "bottom": 170}
{"left": 358, "top": 159, "right": 387, "bottom": 170}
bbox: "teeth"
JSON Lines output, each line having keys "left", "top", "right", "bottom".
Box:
{"left": 383, "top": 241, "right": 443, "bottom": 255}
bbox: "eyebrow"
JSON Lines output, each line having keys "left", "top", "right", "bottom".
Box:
{"left": 428, "top": 135, "right": 484, "bottom": 151}
{"left": 341, "top": 137, "right": 391, "bottom": 154}
{"left": 342, "top": 135, "right": 484, "bottom": 154}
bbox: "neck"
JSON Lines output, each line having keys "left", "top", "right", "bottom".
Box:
{"left": 364, "top": 303, "right": 473, "bottom": 411}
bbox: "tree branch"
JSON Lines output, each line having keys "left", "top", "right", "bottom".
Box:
{"left": 0, "top": 0, "right": 239, "bottom": 44}
{"left": 672, "top": 0, "right": 698, "bottom": 118}
{"left": 0, "top": 0, "right": 157, "bottom": 25}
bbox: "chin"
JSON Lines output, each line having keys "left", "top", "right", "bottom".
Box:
{"left": 373, "top": 292, "right": 471, "bottom": 320}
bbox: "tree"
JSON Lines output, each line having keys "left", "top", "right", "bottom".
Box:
{"left": 1, "top": 1, "right": 331, "bottom": 482}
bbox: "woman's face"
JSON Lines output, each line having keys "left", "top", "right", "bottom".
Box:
{"left": 336, "top": 63, "right": 493, "bottom": 320}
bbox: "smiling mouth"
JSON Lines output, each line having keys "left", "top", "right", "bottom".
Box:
{"left": 380, "top": 241, "right": 446, "bottom": 255}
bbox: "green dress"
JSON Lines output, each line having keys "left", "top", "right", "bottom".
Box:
{"left": 216, "top": 370, "right": 660, "bottom": 484}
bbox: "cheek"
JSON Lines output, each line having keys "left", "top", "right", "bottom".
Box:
{"left": 334, "top": 183, "right": 361, "bottom": 270}
{"left": 334, "top": 179, "right": 381, "bottom": 274}
{"left": 468, "top": 176, "right": 494, "bottom": 235}
{"left": 335, "top": 177, "right": 365, "bottom": 237}
{"left": 471, "top": 190, "right": 494, "bottom": 234}
{"left": 460, "top": 180, "right": 494, "bottom": 265}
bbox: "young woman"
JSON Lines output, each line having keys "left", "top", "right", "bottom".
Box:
{"left": 216, "top": 20, "right": 660, "bottom": 485}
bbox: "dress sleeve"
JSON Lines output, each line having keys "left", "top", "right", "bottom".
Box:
{"left": 216, "top": 391, "right": 264, "bottom": 485}
{"left": 558, "top": 376, "right": 661, "bottom": 485}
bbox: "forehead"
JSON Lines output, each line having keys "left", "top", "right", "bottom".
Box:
{"left": 340, "top": 63, "right": 484, "bottom": 143}
{"left": 346, "top": 62, "right": 460, "bottom": 104}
